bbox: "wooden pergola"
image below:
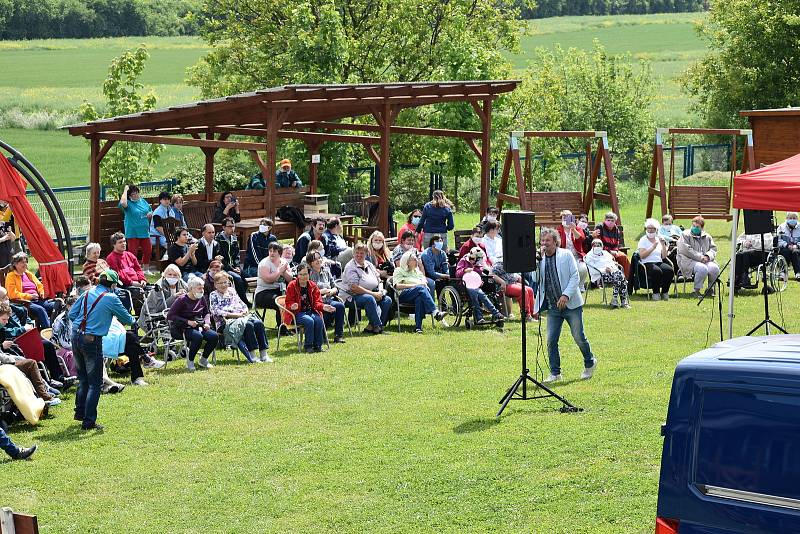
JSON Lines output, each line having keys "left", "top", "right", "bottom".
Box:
{"left": 66, "top": 81, "right": 519, "bottom": 242}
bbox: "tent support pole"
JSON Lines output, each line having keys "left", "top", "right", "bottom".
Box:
{"left": 727, "top": 208, "right": 739, "bottom": 339}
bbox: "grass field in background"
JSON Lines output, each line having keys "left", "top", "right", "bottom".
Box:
{"left": 5, "top": 209, "right": 798, "bottom": 534}
{"left": 0, "top": 13, "right": 708, "bottom": 188}
{"left": 0, "top": 36, "right": 207, "bottom": 113}
{"left": 513, "top": 13, "right": 707, "bottom": 124}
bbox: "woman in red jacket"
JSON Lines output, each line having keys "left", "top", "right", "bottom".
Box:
{"left": 284, "top": 263, "right": 335, "bottom": 353}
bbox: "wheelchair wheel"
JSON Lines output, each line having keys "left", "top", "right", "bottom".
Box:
{"left": 438, "top": 285, "right": 462, "bottom": 328}
{"left": 770, "top": 254, "right": 789, "bottom": 292}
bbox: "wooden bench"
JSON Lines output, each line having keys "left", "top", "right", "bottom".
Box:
{"left": 669, "top": 185, "right": 732, "bottom": 221}
{"left": 1, "top": 507, "right": 39, "bottom": 534}
{"left": 523, "top": 191, "right": 585, "bottom": 227}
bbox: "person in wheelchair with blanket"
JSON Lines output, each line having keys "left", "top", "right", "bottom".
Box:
{"left": 455, "top": 247, "right": 504, "bottom": 327}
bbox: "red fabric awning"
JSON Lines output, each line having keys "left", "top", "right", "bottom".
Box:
{"left": 0, "top": 157, "right": 72, "bottom": 297}
{"left": 733, "top": 152, "right": 800, "bottom": 212}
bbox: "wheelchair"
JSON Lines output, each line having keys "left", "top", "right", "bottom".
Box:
{"left": 735, "top": 237, "right": 789, "bottom": 294}
{"left": 436, "top": 266, "right": 505, "bottom": 329}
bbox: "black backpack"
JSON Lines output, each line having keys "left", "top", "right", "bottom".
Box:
{"left": 276, "top": 206, "right": 306, "bottom": 228}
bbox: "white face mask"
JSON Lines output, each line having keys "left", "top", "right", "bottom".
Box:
{"left": 578, "top": 221, "right": 588, "bottom": 230}
{"left": 259, "top": 225, "right": 269, "bottom": 233}
{"left": 191, "top": 290, "right": 204, "bottom": 299}
{"left": 592, "top": 246, "right": 603, "bottom": 255}
{"left": 372, "top": 242, "right": 383, "bottom": 250}
{"left": 165, "top": 277, "right": 179, "bottom": 286}
{"left": 661, "top": 224, "right": 671, "bottom": 230}
{"left": 646, "top": 230, "right": 657, "bottom": 237}
{"left": 486, "top": 216, "right": 496, "bottom": 223}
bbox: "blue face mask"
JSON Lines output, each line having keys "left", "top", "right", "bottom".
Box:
{"left": 788, "top": 219, "right": 798, "bottom": 228}
{"left": 434, "top": 241, "right": 444, "bottom": 250}
{"left": 412, "top": 216, "right": 421, "bottom": 225}
{"left": 691, "top": 226, "right": 702, "bottom": 236}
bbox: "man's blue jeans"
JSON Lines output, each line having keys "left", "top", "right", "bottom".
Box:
{"left": 72, "top": 332, "right": 104, "bottom": 427}
{"left": 398, "top": 285, "right": 437, "bottom": 329}
{"left": 545, "top": 305, "right": 594, "bottom": 375}
{"left": 353, "top": 293, "right": 392, "bottom": 328}
{"left": 466, "top": 288, "right": 499, "bottom": 321}
{"left": 0, "top": 427, "right": 20, "bottom": 458}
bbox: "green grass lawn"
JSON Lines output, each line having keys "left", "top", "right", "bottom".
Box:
{"left": 0, "top": 37, "right": 207, "bottom": 112}
{"left": 5, "top": 208, "right": 797, "bottom": 533}
{"left": 512, "top": 12, "right": 708, "bottom": 124}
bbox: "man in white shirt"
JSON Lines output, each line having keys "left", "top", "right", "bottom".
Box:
{"left": 481, "top": 221, "right": 503, "bottom": 264}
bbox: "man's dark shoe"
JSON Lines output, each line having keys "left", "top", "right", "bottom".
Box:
{"left": 49, "top": 379, "right": 64, "bottom": 389}
{"left": 334, "top": 336, "right": 345, "bottom": 344}
{"left": 14, "top": 445, "right": 37, "bottom": 460}
{"left": 81, "top": 422, "right": 104, "bottom": 431}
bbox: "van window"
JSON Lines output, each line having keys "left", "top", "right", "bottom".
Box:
{"left": 695, "top": 388, "right": 800, "bottom": 501}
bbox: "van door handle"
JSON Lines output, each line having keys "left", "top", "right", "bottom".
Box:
{"left": 660, "top": 423, "right": 667, "bottom": 436}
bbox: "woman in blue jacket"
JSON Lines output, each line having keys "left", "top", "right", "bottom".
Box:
{"left": 416, "top": 190, "right": 454, "bottom": 250}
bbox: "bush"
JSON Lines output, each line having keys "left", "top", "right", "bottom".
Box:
{"left": 166, "top": 152, "right": 251, "bottom": 195}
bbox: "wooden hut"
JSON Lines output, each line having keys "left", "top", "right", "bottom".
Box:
{"left": 740, "top": 107, "right": 800, "bottom": 167}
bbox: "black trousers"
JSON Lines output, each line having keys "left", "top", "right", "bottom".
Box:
{"left": 644, "top": 261, "right": 674, "bottom": 294}
{"left": 225, "top": 268, "right": 251, "bottom": 305}
{"left": 735, "top": 250, "right": 768, "bottom": 284}
{"left": 254, "top": 288, "right": 282, "bottom": 326}
{"left": 779, "top": 246, "right": 800, "bottom": 273}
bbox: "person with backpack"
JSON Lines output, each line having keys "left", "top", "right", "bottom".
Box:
{"left": 68, "top": 269, "right": 135, "bottom": 431}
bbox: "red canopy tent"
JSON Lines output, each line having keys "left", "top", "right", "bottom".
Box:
{"left": 0, "top": 156, "right": 72, "bottom": 298}
{"left": 727, "top": 152, "right": 800, "bottom": 336}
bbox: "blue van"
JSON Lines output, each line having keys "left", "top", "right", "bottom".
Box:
{"left": 656, "top": 335, "right": 800, "bottom": 533}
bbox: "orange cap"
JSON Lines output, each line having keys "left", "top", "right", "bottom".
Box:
{"left": 279, "top": 159, "right": 291, "bottom": 167}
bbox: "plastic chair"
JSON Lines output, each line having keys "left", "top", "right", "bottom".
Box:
{"left": 275, "top": 296, "right": 329, "bottom": 351}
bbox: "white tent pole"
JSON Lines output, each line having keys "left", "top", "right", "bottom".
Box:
{"left": 727, "top": 208, "right": 739, "bottom": 339}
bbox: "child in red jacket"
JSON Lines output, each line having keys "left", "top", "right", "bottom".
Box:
{"left": 284, "top": 263, "right": 335, "bottom": 353}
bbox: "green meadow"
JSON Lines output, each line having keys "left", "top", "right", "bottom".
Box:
{"left": 0, "top": 14, "right": 709, "bottom": 187}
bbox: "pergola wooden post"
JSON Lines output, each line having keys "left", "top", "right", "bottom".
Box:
{"left": 305, "top": 139, "right": 322, "bottom": 193}
{"left": 644, "top": 127, "right": 755, "bottom": 221}
{"left": 67, "top": 82, "right": 520, "bottom": 242}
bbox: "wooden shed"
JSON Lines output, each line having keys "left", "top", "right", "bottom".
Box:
{"left": 740, "top": 107, "right": 800, "bottom": 167}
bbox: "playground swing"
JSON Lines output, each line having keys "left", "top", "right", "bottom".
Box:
{"left": 495, "top": 131, "right": 621, "bottom": 227}
{"left": 645, "top": 128, "right": 755, "bottom": 221}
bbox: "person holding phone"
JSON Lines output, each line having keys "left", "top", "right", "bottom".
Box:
{"left": 167, "top": 228, "right": 199, "bottom": 280}
{"left": 556, "top": 210, "right": 589, "bottom": 291}
{"left": 213, "top": 191, "right": 241, "bottom": 224}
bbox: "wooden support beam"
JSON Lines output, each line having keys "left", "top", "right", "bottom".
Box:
{"left": 94, "top": 132, "right": 267, "bottom": 151}
{"left": 465, "top": 138, "right": 482, "bottom": 159}
{"left": 305, "top": 139, "right": 322, "bottom": 193}
{"left": 90, "top": 137, "right": 101, "bottom": 244}
{"left": 310, "top": 122, "right": 483, "bottom": 140}
{"left": 373, "top": 104, "right": 395, "bottom": 235}
{"left": 364, "top": 145, "right": 381, "bottom": 165}
{"left": 661, "top": 128, "right": 751, "bottom": 136}
{"left": 496, "top": 146, "right": 514, "bottom": 211}
{"left": 515, "top": 131, "right": 603, "bottom": 139}
{"left": 96, "top": 140, "right": 115, "bottom": 164}
{"left": 202, "top": 132, "right": 215, "bottom": 200}
{"left": 478, "top": 98, "right": 492, "bottom": 216}
{"left": 599, "top": 138, "right": 621, "bottom": 222}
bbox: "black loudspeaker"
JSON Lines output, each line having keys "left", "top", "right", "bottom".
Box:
{"left": 744, "top": 209, "right": 773, "bottom": 234}
{"left": 502, "top": 210, "right": 537, "bottom": 273}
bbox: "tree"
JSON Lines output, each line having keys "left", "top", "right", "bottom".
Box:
{"left": 503, "top": 42, "right": 656, "bottom": 186}
{"left": 685, "top": 0, "right": 800, "bottom": 128}
{"left": 187, "top": 0, "right": 528, "bottom": 210}
{"left": 79, "top": 46, "right": 164, "bottom": 199}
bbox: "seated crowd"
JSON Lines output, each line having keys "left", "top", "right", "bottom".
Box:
{"left": 5, "top": 175, "right": 790, "bottom": 455}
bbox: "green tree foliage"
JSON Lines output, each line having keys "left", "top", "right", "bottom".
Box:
{"left": 684, "top": 0, "right": 800, "bottom": 128}
{"left": 79, "top": 46, "right": 164, "bottom": 199}
{"left": 0, "top": 0, "right": 200, "bottom": 39}
{"left": 188, "top": 0, "right": 527, "bottom": 211}
{"left": 505, "top": 42, "right": 656, "bottom": 186}
{"left": 518, "top": 0, "right": 707, "bottom": 18}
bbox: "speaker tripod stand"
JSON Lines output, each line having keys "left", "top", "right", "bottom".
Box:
{"left": 496, "top": 276, "right": 582, "bottom": 417}
{"left": 746, "top": 233, "right": 787, "bottom": 336}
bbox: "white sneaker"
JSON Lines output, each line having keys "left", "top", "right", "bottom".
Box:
{"left": 198, "top": 357, "right": 213, "bottom": 369}
{"left": 581, "top": 358, "right": 597, "bottom": 380}
{"left": 132, "top": 377, "right": 149, "bottom": 386}
{"left": 186, "top": 360, "right": 196, "bottom": 372}
{"left": 260, "top": 354, "right": 273, "bottom": 363}
{"left": 661, "top": 293, "right": 669, "bottom": 301}
{"left": 46, "top": 397, "right": 62, "bottom": 406}
{"left": 795, "top": 273, "right": 800, "bottom": 281}
{"left": 543, "top": 374, "right": 562, "bottom": 383}
{"left": 651, "top": 293, "right": 661, "bottom": 301}
{"left": 143, "top": 358, "right": 165, "bottom": 369}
